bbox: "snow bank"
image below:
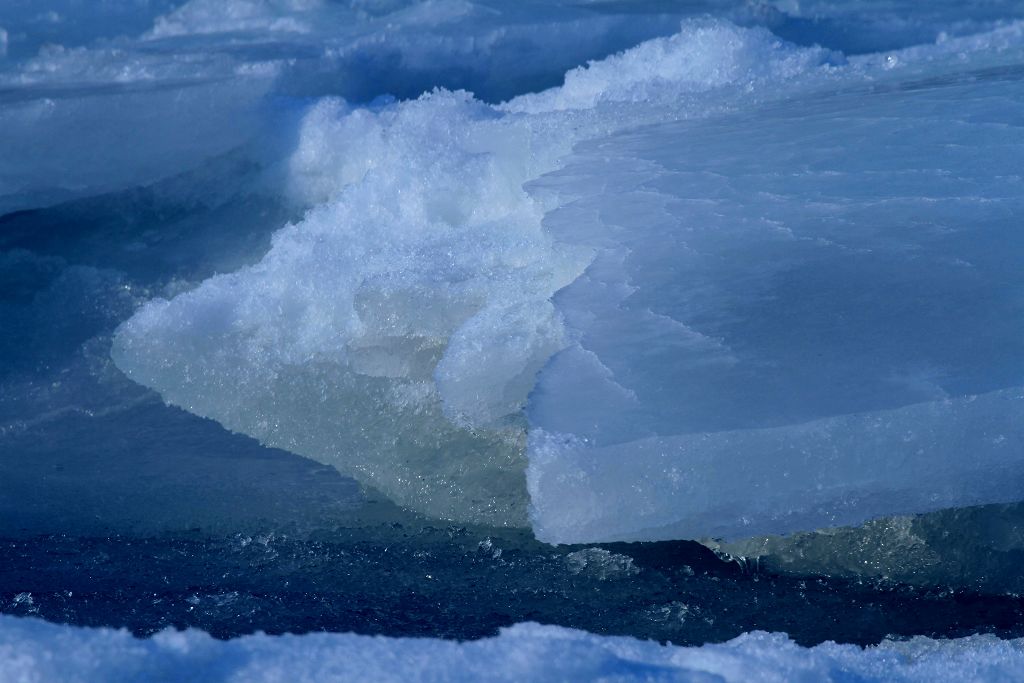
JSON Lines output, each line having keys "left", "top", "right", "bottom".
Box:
{"left": 2, "top": 616, "right": 1023, "bottom": 683}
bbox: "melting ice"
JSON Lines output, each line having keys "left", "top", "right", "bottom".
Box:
{"left": 108, "top": 17, "right": 1024, "bottom": 541}
{"left": 4, "top": 0, "right": 1024, "bottom": 678}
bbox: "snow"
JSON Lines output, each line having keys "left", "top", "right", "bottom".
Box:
{"left": 2, "top": 615, "right": 1024, "bottom": 682}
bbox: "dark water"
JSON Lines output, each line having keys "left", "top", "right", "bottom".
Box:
{"left": 6, "top": 520, "right": 1024, "bottom": 646}
{"left": 2, "top": 389, "right": 1024, "bottom": 646}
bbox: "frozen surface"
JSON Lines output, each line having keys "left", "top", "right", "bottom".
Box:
{"left": 112, "top": 21, "right": 836, "bottom": 526}
{"left": 3, "top": 615, "right": 1024, "bottom": 683}
{"left": 113, "top": 19, "right": 1024, "bottom": 536}
{"left": 527, "top": 31, "right": 1024, "bottom": 542}
{"left": 5, "top": 0, "right": 1024, "bottom": 657}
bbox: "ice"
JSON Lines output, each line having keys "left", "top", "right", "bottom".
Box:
{"left": 760, "top": 0, "right": 1024, "bottom": 54}
{"left": 0, "top": 1, "right": 178, "bottom": 61}
{"left": 0, "top": 75, "right": 276, "bottom": 214}
{"left": 564, "top": 548, "right": 640, "bottom": 580}
{"left": 4, "top": 0, "right": 1021, "bottom": 547}
{"left": 112, "top": 21, "right": 836, "bottom": 527}
{"left": 147, "top": 0, "right": 334, "bottom": 37}
{"left": 528, "top": 32, "right": 1024, "bottom": 542}
{"left": 3, "top": 615, "right": 1024, "bottom": 682}
{"left": 8, "top": 0, "right": 1018, "bottom": 212}
{"left": 709, "top": 501, "right": 1024, "bottom": 594}
{"left": 114, "top": 89, "right": 580, "bottom": 526}
{"left": 112, "top": 18, "right": 1024, "bottom": 538}
{"left": 1, "top": 1, "right": 737, "bottom": 503}
{"left": 5, "top": 0, "right": 1024, "bottom": 664}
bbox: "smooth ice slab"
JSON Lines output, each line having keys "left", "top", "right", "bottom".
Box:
{"left": 528, "top": 54, "right": 1024, "bottom": 543}
{"left": 110, "top": 15, "right": 1024, "bottom": 538}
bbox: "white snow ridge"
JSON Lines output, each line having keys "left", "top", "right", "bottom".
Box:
{"left": 4, "top": 616, "right": 1024, "bottom": 683}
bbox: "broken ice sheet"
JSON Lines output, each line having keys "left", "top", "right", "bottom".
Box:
{"left": 528, "top": 51, "right": 1024, "bottom": 543}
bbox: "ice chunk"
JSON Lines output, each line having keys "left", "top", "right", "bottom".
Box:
{"left": 530, "top": 391, "right": 1024, "bottom": 543}
{"left": 3, "top": 615, "right": 1024, "bottom": 682}
{"left": 113, "top": 22, "right": 834, "bottom": 527}
{"left": 528, "top": 40, "right": 1024, "bottom": 542}
{"left": 114, "top": 20, "right": 1024, "bottom": 535}
{"left": 112, "top": 90, "right": 585, "bottom": 527}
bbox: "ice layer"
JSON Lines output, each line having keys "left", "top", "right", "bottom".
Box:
{"left": 108, "top": 13, "right": 1024, "bottom": 538}
{"left": 528, "top": 45, "right": 1024, "bottom": 541}
{"left": 113, "top": 20, "right": 834, "bottom": 527}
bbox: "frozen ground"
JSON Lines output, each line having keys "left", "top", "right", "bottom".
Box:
{"left": 2, "top": 0, "right": 1024, "bottom": 679}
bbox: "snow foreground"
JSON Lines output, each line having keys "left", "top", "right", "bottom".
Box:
{"left": 3, "top": 616, "right": 1024, "bottom": 683}
{"left": 105, "top": 10, "right": 1024, "bottom": 540}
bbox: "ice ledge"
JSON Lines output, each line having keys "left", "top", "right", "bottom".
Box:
{"left": 529, "top": 388, "right": 1024, "bottom": 544}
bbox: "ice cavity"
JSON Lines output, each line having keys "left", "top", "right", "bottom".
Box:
{"left": 113, "top": 21, "right": 831, "bottom": 527}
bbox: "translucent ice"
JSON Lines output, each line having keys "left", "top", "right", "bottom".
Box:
{"left": 113, "top": 18, "right": 1024, "bottom": 539}
{"left": 710, "top": 502, "right": 1024, "bottom": 594}
{"left": 528, "top": 31, "right": 1024, "bottom": 542}
{"left": 113, "top": 21, "right": 835, "bottom": 526}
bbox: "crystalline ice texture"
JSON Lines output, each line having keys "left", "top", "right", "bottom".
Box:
{"left": 528, "top": 60, "right": 1024, "bottom": 542}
